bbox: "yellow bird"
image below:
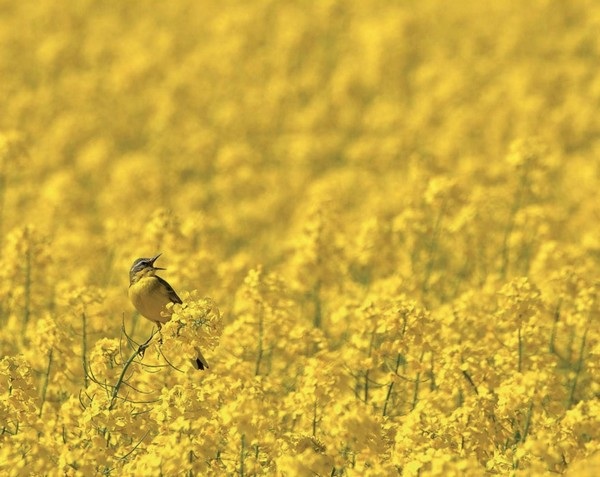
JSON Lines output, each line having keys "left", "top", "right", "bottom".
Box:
{"left": 128, "top": 253, "right": 209, "bottom": 370}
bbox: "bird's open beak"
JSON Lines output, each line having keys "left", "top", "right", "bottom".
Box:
{"left": 150, "top": 253, "right": 166, "bottom": 270}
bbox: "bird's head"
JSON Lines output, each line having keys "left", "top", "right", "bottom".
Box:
{"left": 129, "top": 253, "right": 165, "bottom": 283}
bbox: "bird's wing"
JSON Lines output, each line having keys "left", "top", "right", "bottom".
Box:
{"left": 156, "top": 276, "right": 183, "bottom": 304}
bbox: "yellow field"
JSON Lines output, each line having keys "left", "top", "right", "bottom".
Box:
{"left": 1, "top": 0, "right": 600, "bottom": 475}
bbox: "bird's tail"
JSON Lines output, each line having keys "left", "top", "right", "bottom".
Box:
{"left": 191, "top": 347, "right": 209, "bottom": 370}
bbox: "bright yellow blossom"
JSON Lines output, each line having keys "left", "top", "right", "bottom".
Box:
{"left": 1, "top": 0, "right": 600, "bottom": 474}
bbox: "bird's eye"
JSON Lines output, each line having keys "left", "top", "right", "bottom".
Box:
{"left": 135, "top": 260, "right": 149, "bottom": 269}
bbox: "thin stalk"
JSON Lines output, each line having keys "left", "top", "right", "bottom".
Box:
{"left": 567, "top": 326, "right": 589, "bottom": 408}
{"left": 39, "top": 348, "right": 53, "bottom": 417}
{"left": 312, "top": 399, "right": 318, "bottom": 437}
{"left": 422, "top": 205, "right": 446, "bottom": 296}
{"left": 522, "top": 400, "right": 534, "bottom": 441}
{"left": 22, "top": 245, "right": 32, "bottom": 333}
{"left": 188, "top": 450, "right": 194, "bottom": 476}
{"left": 239, "top": 434, "right": 245, "bottom": 477}
{"left": 364, "top": 326, "right": 377, "bottom": 403}
{"left": 514, "top": 401, "right": 535, "bottom": 471}
{"left": 255, "top": 305, "right": 263, "bottom": 376}
{"left": 500, "top": 164, "right": 529, "bottom": 279}
{"left": 411, "top": 350, "right": 425, "bottom": 411}
{"left": 0, "top": 164, "right": 5, "bottom": 244}
{"left": 462, "top": 370, "right": 478, "bottom": 395}
{"left": 82, "top": 312, "right": 89, "bottom": 389}
{"left": 517, "top": 325, "right": 523, "bottom": 373}
{"left": 313, "top": 280, "right": 322, "bottom": 328}
{"left": 411, "top": 373, "right": 421, "bottom": 411}
{"left": 116, "top": 430, "right": 150, "bottom": 461}
{"left": 383, "top": 354, "right": 403, "bottom": 416}
{"left": 549, "top": 301, "right": 561, "bottom": 355}
{"left": 109, "top": 336, "right": 152, "bottom": 410}
{"left": 429, "top": 351, "right": 437, "bottom": 391}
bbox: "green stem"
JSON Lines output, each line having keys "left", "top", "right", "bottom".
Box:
{"left": 255, "top": 305, "right": 263, "bottom": 376}
{"left": 82, "top": 312, "right": 89, "bottom": 389}
{"left": 39, "top": 348, "right": 53, "bottom": 417}
{"left": 522, "top": 400, "right": 534, "bottom": 441}
{"left": 462, "top": 370, "right": 478, "bottom": 395}
{"left": 411, "top": 374, "right": 420, "bottom": 411}
{"left": 239, "top": 434, "right": 245, "bottom": 477}
{"left": 411, "top": 350, "right": 425, "bottom": 411}
{"left": 549, "top": 301, "right": 561, "bottom": 355}
{"left": 109, "top": 336, "right": 152, "bottom": 410}
{"left": 312, "top": 399, "right": 318, "bottom": 437}
{"left": 429, "top": 351, "right": 437, "bottom": 391}
{"left": 22, "top": 244, "right": 32, "bottom": 333}
{"left": 422, "top": 205, "right": 445, "bottom": 296}
{"left": 0, "top": 163, "right": 5, "bottom": 245}
{"left": 518, "top": 325, "right": 523, "bottom": 373}
{"left": 363, "top": 327, "right": 377, "bottom": 403}
{"left": 313, "top": 280, "right": 322, "bottom": 328}
{"left": 383, "top": 354, "right": 403, "bottom": 416}
{"left": 567, "top": 326, "right": 589, "bottom": 408}
{"left": 500, "top": 164, "right": 529, "bottom": 279}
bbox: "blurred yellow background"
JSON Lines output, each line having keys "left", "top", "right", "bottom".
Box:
{"left": 1, "top": 0, "right": 600, "bottom": 475}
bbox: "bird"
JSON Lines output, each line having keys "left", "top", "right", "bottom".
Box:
{"left": 128, "top": 253, "right": 209, "bottom": 370}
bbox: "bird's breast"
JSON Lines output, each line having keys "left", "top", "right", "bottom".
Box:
{"left": 129, "top": 276, "right": 172, "bottom": 323}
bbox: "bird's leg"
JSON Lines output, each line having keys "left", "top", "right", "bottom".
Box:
{"left": 137, "top": 330, "right": 155, "bottom": 358}
{"left": 156, "top": 322, "right": 163, "bottom": 345}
